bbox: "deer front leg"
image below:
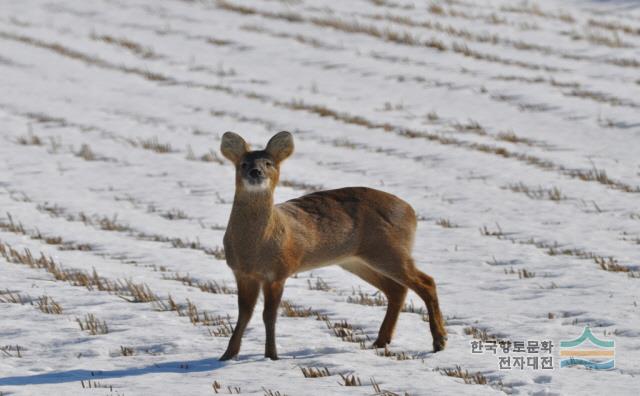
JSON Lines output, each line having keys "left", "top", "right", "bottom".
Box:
{"left": 262, "top": 279, "right": 285, "bottom": 360}
{"left": 219, "top": 275, "right": 260, "bottom": 361}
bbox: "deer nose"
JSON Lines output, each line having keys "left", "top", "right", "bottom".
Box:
{"left": 249, "top": 168, "right": 262, "bottom": 178}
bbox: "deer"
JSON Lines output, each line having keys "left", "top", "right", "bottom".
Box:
{"left": 218, "top": 131, "right": 447, "bottom": 361}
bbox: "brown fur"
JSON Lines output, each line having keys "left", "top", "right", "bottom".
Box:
{"left": 219, "top": 131, "right": 446, "bottom": 361}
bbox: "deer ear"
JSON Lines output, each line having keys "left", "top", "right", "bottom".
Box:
{"left": 266, "top": 131, "right": 294, "bottom": 163}
{"left": 220, "top": 131, "right": 249, "bottom": 165}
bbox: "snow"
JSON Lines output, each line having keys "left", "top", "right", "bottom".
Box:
{"left": 1, "top": 0, "right": 639, "bottom": 394}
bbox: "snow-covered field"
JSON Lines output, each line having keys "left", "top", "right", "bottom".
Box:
{"left": 1, "top": 0, "right": 639, "bottom": 394}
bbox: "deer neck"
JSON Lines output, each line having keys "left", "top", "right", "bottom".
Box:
{"left": 229, "top": 190, "right": 277, "bottom": 238}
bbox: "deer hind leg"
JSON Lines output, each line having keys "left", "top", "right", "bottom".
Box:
{"left": 359, "top": 253, "right": 447, "bottom": 352}
{"left": 340, "top": 261, "right": 407, "bottom": 348}
{"left": 262, "top": 279, "right": 285, "bottom": 360}
{"left": 409, "top": 268, "right": 447, "bottom": 352}
{"left": 220, "top": 275, "right": 261, "bottom": 361}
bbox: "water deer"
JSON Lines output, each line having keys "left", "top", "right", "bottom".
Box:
{"left": 219, "top": 131, "right": 446, "bottom": 360}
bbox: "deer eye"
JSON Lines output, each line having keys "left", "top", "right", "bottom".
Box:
{"left": 241, "top": 162, "right": 248, "bottom": 169}
{"left": 265, "top": 161, "right": 273, "bottom": 167}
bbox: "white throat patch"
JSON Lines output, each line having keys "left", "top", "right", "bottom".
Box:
{"left": 243, "top": 179, "right": 270, "bottom": 192}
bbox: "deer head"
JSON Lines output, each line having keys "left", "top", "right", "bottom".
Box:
{"left": 221, "top": 131, "right": 294, "bottom": 193}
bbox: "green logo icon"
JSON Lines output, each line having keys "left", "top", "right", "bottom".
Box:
{"left": 559, "top": 327, "right": 614, "bottom": 370}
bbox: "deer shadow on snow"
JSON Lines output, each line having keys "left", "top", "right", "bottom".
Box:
{"left": 0, "top": 356, "right": 230, "bottom": 386}
{"left": 0, "top": 348, "right": 344, "bottom": 386}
